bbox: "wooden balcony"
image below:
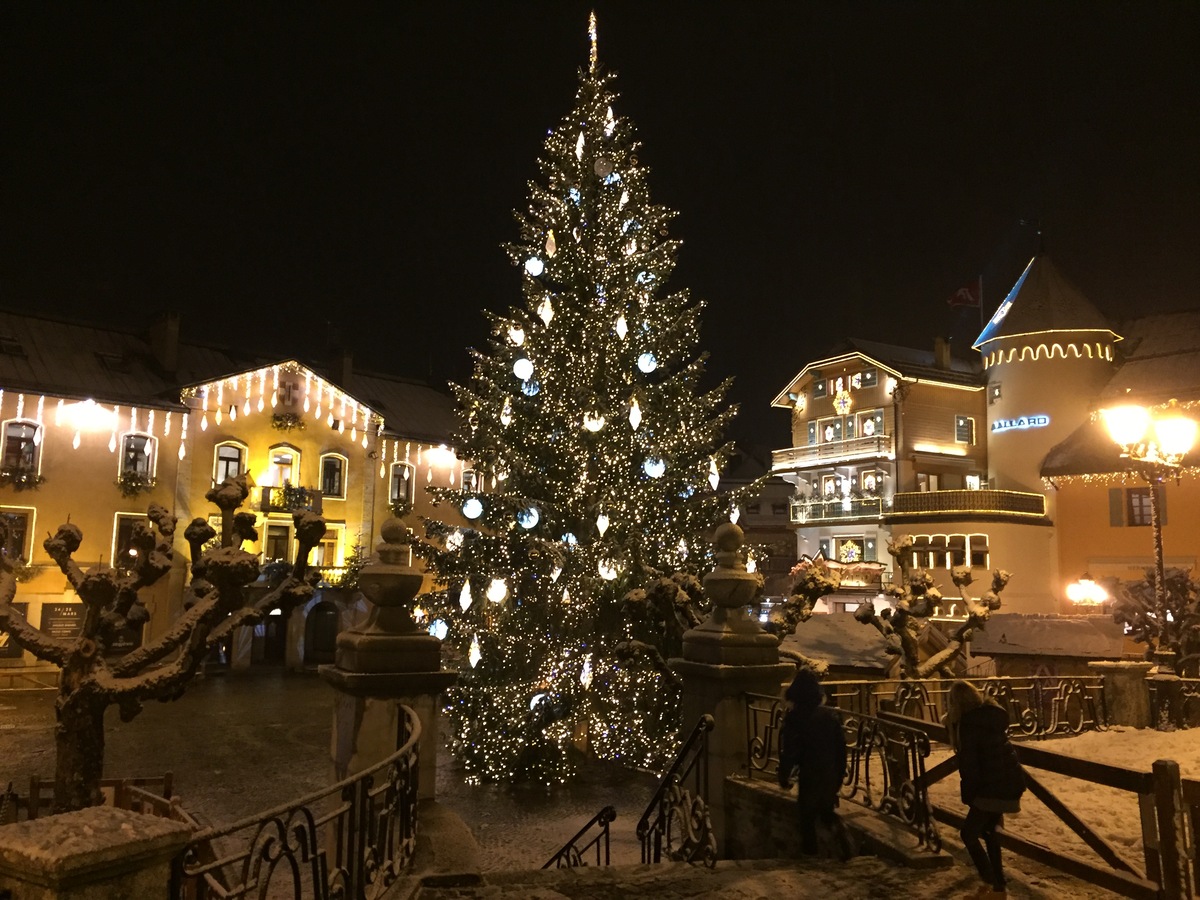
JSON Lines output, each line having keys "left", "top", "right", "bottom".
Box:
{"left": 771, "top": 434, "right": 894, "bottom": 472}
{"left": 789, "top": 496, "right": 884, "bottom": 524}
{"left": 889, "top": 489, "right": 1045, "bottom": 518}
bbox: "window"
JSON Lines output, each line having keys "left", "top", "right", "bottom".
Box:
{"left": 264, "top": 523, "right": 293, "bottom": 563}
{"left": 820, "top": 417, "right": 842, "bottom": 443}
{"left": 989, "top": 383, "right": 1002, "bottom": 405}
{"left": 312, "top": 524, "right": 343, "bottom": 567}
{"left": 1126, "top": 488, "right": 1153, "bottom": 527}
{"left": 462, "top": 469, "right": 478, "bottom": 492}
{"left": 955, "top": 415, "right": 976, "bottom": 445}
{"left": 269, "top": 445, "right": 299, "bottom": 486}
{"left": 1109, "top": 487, "right": 1165, "bottom": 528}
{"left": 113, "top": 514, "right": 143, "bottom": 576}
{"left": 391, "top": 463, "right": 415, "bottom": 506}
{"left": 0, "top": 508, "right": 32, "bottom": 561}
{"left": 320, "top": 454, "right": 346, "bottom": 498}
{"left": 909, "top": 533, "right": 989, "bottom": 569}
{"left": 1, "top": 420, "right": 40, "bottom": 472}
{"left": 215, "top": 442, "right": 245, "bottom": 483}
{"left": 858, "top": 409, "right": 884, "bottom": 438}
{"left": 965, "top": 474, "right": 982, "bottom": 490}
{"left": 120, "top": 433, "right": 156, "bottom": 478}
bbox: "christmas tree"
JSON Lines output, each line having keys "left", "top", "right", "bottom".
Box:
{"left": 419, "top": 14, "right": 750, "bottom": 785}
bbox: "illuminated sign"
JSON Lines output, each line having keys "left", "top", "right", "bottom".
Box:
{"left": 992, "top": 415, "right": 1050, "bottom": 433}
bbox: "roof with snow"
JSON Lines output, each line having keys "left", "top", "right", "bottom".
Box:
{"left": 0, "top": 309, "right": 457, "bottom": 443}
{"left": 1042, "top": 309, "right": 1200, "bottom": 479}
{"left": 781, "top": 613, "right": 893, "bottom": 670}
{"left": 973, "top": 256, "right": 1118, "bottom": 350}
{"left": 771, "top": 338, "right": 981, "bottom": 406}
{"left": 970, "top": 614, "right": 1127, "bottom": 659}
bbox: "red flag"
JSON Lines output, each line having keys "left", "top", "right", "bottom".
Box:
{"left": 947, "top": 277, "right": 982, "bottom": 308}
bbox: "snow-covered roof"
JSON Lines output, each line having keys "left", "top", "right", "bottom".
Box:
{"left": 973, "top": 256, "right": 1118, "bottom": 350}
{"left": 771, "top": 339, "right": 981, "bottom": 407}
{"left": 781, "top": 613, "right": 892, "bottom": 670}
{"left": 970, "top": 614, "right": 1127, "bottom": 659}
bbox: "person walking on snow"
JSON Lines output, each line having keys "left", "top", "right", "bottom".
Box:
{"left": 777, "top": 667, "right": 850, "bottom": 858}
{"left": 946, "top": 680, "right": 1026, "bottom": 898}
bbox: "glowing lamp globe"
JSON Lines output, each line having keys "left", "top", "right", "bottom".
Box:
{"left": 486, "top": 578, "right": 508, "bottom": 603}
{"left": 637, "top": 352, "right": 658, "bottom": 374}
{"left": 524, "top": 257, "right": 544, "bottom": 277}
{"left": 1101, "top": 405, "right": 1150, "bottom": 448}
{"left": 462, "top": 497, "right": 484, "bottom": 520}
{"left": 513, "top": 357, "right": 534, "bottom": 381}
{"left": 1155, "top": 409, "right": 1198, "bottom": 459}
{"left": 517, "top": 506, "right": 540, "bottom": 529}
{"left": 643, "top": 457, "right": 666, "bottom": 478}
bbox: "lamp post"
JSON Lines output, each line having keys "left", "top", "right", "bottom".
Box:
{"left": 1100, "top": 400, "right": 1198, "bottom": 668}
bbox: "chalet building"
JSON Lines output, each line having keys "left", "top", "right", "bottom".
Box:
{"left": 770, "top": 255, "right": 1192, "bottom": 619}
{"left": 0, "top": 310, "right": 462, "bottom": 678}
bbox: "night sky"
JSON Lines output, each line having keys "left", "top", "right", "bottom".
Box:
{"left": 3, "top": 3, "right": 1198, "bottom": 448}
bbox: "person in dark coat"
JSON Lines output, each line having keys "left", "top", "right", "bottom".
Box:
{"left": 777, "top": 667, "right": 850, "bottom": 857}
{"left": 946, "top": 680, "right": 1026, "bottom": 898}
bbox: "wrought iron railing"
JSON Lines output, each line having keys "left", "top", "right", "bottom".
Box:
{"left": 172, "top": 705, "right": 420, "bottom": 900}
{"left": 542, "top": 805, "right": 616, "bottom": 868}
{"left": 636, "top": 713, "right": 717, "bottom": 867}
{"left": 789, "top": 496, "right": 884, "bottom": 523}
{"left": 745, "top": 692, "right": 941, "bottom": 852}
{"left": 822, "top": 676, "right": 1107, "bottom": 739}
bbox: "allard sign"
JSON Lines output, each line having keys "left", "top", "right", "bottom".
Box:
{"left": 992, "top": 415, "right": 1050, "bottom": 433}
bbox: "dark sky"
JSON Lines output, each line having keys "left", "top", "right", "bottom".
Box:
{"left": 3, "top": 3, "right": 1198, "bottom": 448}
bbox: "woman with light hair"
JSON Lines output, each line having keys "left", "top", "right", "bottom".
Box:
{"left": 945, "top": 681, "right": 1026, "bottom": 898}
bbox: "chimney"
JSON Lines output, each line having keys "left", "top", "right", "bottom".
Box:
{"left": 334, "top": 350, "right": 353, "bottom": 389}
{"left": 147, "top": 310, "right": 180, "bottom": 376}
{"left": 934, "top": 336, "right": 951, "bottom": 370}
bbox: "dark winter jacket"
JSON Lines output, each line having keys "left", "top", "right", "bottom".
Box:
{"left": 778, "top": 691, "right": 847, "bottom": 812}
{"left": 956, "top": 703, "right": 1025, "bottom": 810}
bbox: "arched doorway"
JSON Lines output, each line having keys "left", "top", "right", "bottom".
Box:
{"left": 305, "top": 601, "right": 340, "bottom": 666}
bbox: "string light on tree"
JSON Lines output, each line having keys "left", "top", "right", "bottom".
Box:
{"left": 414, "top": 13, "right": 754, "bottom": 784}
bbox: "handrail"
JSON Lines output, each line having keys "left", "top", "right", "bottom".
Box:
{"left": 542, "top": 805, "right": 616, "bottom": 868}
{"left": 174, "top": 705, "right": 421, "bottom": 900}
{"left": 636, "top": 713, "right": 717, "bottom": 867}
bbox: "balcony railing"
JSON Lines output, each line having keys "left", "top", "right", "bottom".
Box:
{"left": 260, "top": 484, "right": 323, "bottom": 515}
{"left": 771, "top": 434, "right": 894, "bottom": 471}
{"left": 789, "top": 496, "right": 884, "bottom": 524}
{"left": 890, "top": 489, "right": 1045, "bottom": 518}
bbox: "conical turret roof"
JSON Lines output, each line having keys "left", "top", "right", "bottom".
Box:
{"left": 973, "top": 256, "right": 1117, "bottom": 349}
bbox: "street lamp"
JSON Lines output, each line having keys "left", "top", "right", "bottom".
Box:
{"left": 1066, "top": 574, "right": 1108, "bottom": 609}
{"left": 1100, "top": 399, "right": 1198, "bottom": 669}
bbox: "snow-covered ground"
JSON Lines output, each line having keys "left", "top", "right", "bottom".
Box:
{"left": 928, "top": 726, "right": 1199, "bottom": 872}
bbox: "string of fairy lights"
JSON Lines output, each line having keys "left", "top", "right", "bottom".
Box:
{"left": 414, "top": 15, "right": 751, "bottom": 784}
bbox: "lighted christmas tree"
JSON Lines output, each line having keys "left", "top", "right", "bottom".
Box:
{"left": 418, "top": 15, "right": 750, "bottom": 784}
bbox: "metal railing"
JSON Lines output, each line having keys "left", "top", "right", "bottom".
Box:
{"left": 172, "top": 705, "right": 420, "bottom": 900}
{"left": 890, "top": 489, "right": 1046, "bottom": 517}
{"left": 542, "top": 805, "right": 616, "bottom": 868}
{"left": 789, "top": 496, "right": 884, "bottom": 523}
{"left": 822, "top": 676, "right": 1107, "bottom": 739}
{"left": 745, "top": 693, "right": 941, "bottom": 852}
{"left": 636, "top": 714, "right": 717, "bottom": 867}
{"left": 771, "top": 435, "right": 894, "bottom": 471}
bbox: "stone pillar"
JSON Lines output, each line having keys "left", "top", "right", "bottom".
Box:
{"left": 671, "top": 523, "right": 793, "bottom": 856}
{"left": 319, "top": 518, "right": 456, "bottom": 801}
{"left": 0, "top": 806, "right": 193, "bottom": 900}
{"left": 1088, "top": 660, "right": 1153, "bottom": 728}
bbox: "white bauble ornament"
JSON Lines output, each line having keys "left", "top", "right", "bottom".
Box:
{"left": 637, "top": 352, "right": 658, "bottom": 374}
{"left": 462, "top": 498, "right": 484, "bottom": 519}
{"left": 486, "top": 578, "right": 508, "bottom": 603}
{"left": 524, "top": 257, "right": 544, "bottom": 277}
{"left": 513, "top": 357, "right": 534, "bottom": 380}
{"left": 643, "top": 457, "right": 666, "bottom": 478}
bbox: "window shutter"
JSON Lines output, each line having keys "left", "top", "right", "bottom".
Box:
{"left": 1108, "top": 488, "right": 1124, "bottom": 527}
